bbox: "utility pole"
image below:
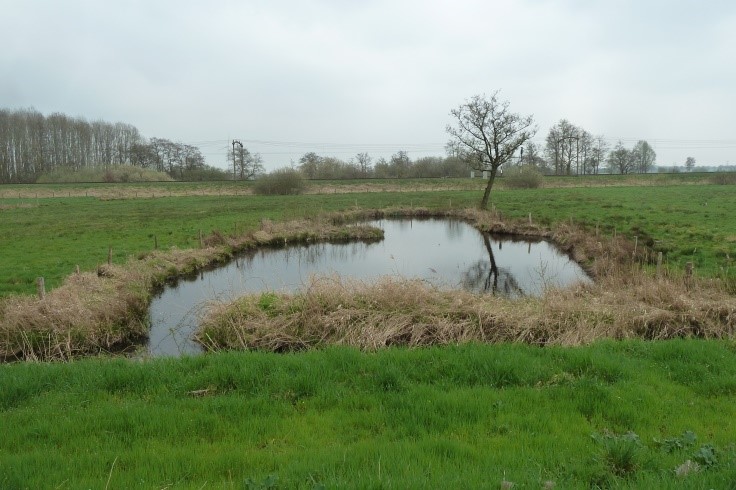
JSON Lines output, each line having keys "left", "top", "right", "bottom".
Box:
{"left": 231, "top": 140, "right": 243, "bottom": 180}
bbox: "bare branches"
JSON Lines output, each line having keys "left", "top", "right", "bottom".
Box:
{"left": 446, "top": 92, "right": 536, "bottom": 209}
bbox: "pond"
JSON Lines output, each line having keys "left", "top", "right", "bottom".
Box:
{"left": 147, "top": 218, "right": 591, "bottom": 356}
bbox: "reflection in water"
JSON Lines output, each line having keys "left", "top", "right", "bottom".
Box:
{"left": 147, "top": 219, "right": 591, "bottom": 357}
{"left": 445, "top": 219, "right": 464, "bottom": 240}
{"left": 461, "top": 234, "right": 523, "bottom": 297}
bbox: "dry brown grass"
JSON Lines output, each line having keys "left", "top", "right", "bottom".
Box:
{"left": 0, "top": 269, "right": 148, "bottom": 361}
{"left": 198, "top": 270, "right": 736, "bottom": 352}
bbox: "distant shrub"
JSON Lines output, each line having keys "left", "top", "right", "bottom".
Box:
{"left": 503, "top": 165, "right": 543, "bottom": 189}
{"left": 37, "top": 165, "right": 171, "bottom": 183}
{"left": 176, "top": 165, "right": 232, "bottom": 181}
{"left": 710, "top": 172, "right": 736, "bottom": 185}
{"left": 253, "top": 168, "right": 307, "bottom": 195}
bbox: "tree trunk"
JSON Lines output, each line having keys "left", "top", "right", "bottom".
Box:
{"left": 479, "top": 167, "right": 498, "bottom": 210}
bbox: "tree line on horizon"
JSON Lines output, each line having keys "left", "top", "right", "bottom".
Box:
{"left": 0, "top": 107, "right": 725, "bottom": 184}
{"left": 0, "top": 108, "right": 224, "bottom": 183}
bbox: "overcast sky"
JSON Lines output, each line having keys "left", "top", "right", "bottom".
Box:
{"left": 2, "top": 0, "right": 736, "bottom": 170}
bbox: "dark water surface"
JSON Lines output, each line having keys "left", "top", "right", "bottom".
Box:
{"left": 147, "top": 219, "right": 591, "bottom": 356}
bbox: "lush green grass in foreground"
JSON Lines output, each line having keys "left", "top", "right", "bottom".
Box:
{"left": 1, "top": 181, "right": 735, "bottom": 296}
{"left": 2, "top": 340, "right": 736, "bottom": 488}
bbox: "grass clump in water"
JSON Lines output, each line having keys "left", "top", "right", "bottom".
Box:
{"left": 198, "top": 269, "right": 736, "bottom": 353}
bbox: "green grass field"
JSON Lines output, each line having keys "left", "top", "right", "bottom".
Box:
{"left": 1, "top": 175, "right": 735, "bottom": 487}
{"left": 2, "top": 340, "right": 736, "bottom": 488}
{"left": 1, "top": 177, "right": 734, "bottom": 297}
{"left": 0, "top": 190, "right": 479, "bottom": 296}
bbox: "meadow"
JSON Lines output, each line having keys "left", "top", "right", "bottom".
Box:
{"left": 1, "top": 174, "right": 733, "bottom": 297}
{"left": 2, "top": 340, "right": 736, "bottom": 488}
{"left": 1, "top": 174, "right": 735, "bottom": 487}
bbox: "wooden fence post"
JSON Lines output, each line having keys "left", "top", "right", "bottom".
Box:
{"left": 684, "top": 262, "right": 693, "bottom": 288}
{"left": 36, "top": 277, "right": 45, "bottom": 299}
{"left": 633, "top": 236, "right": 638, "bottom": 258}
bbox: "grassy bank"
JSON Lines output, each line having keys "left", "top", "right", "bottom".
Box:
{"left": 2, "top": 340, "right": 736, "bottom": 488}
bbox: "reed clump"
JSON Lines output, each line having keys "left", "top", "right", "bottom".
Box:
{"left": 0, "top": 268, "right": 148, "bottom": 361}
{"left": 198, "top": 269, "right": 736, "bottom": 352}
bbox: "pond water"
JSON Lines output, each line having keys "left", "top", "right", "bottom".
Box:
{"left": 147, "top": 218, "right": 591, "bottom": 356}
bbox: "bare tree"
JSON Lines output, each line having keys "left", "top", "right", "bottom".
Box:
{"left": 578, "top": 130, "right": 593, "bottom": 175}
{"left": 589, "top": 135, "right": 608, "bottom": 175}
{"left": 446, "top": 91, "right": 536, "bottom": 210}
{"left": 607, "top": 141, "right": 634, "bottom": 174}
{"left": 0, "top": 108, "right": 148, "bottom": 182}
{"left": 685, "top": 156, "right": 696, "bottom": 172}
{"left": 632, "top": 140, "right": 656, "bottom": 173}
{"left": 298, "top": 152, "right": 321, "bottom": 179}
{"left": 355, "top": 152, "right": 372, "bottom": 176}
{"left": 229, "top": 145, "right": 264, "bottom": 180}
{"left": 521, "top": 141, "right": 547, "bottom": 171}
{"left": 545, "top": 120, "right": 594, "bottom": 175}
{"left": 389, "top": 150, "right": 411, "bottom": 178}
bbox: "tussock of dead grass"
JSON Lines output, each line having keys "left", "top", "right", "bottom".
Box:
{"left": 198, "top": 270, "right": 736, "bottom": 352}
{"left": 0, "top": 269, "right": 148, "bottom": 361}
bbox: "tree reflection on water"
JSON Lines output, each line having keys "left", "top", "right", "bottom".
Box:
{"left": 461, "top": 233, "right": 524, "bottom": 297}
